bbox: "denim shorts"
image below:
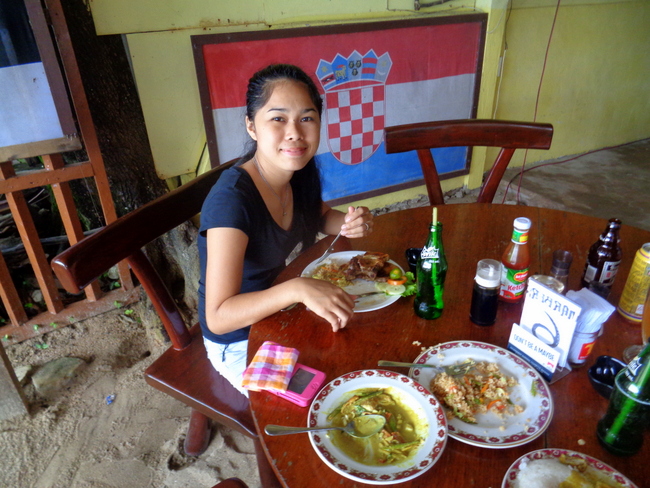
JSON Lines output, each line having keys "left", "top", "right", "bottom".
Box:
{"left": 203, "top": 338, "right": 249, "bottom": 397}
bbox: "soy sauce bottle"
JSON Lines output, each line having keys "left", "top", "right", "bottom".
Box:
{"left": 414, "top": 208, "right": 448, "bottom": 320}
{"left": 581, "top": 218, "right": 622, "bottom": 290}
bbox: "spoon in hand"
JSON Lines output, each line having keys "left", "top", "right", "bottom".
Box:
{"left": 265, "top": 414, "right": 386, "bottom": 438}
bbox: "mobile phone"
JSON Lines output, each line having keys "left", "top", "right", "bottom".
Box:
{"left": 270, "top": 363, "right": 326, "bottom": 407}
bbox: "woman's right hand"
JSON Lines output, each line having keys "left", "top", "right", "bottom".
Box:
{"left": 291, "top": 277, "right": 356, "bottom": 332}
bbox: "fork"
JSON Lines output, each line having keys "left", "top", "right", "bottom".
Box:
{"left": 377, "top": 359, "right": 476, "bottom": 376}
{"left": 314, "top": 230, "right": 343, "bottom": 265}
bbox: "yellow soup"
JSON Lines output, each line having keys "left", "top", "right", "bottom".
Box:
{"left": 326, "top": 388, "right": 426, "bottom": 466}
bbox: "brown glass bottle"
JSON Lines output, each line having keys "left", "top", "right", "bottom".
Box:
{"left": 581, "top": 218, "right": 622, "bottom": 290}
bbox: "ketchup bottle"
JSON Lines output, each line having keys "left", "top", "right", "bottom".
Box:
{"left": 499, "top": 217, "right": 531, "bottom": 302}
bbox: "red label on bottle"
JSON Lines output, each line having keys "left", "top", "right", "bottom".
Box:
{"left": 500, "top": 267, "right": 529, "bottom": 300}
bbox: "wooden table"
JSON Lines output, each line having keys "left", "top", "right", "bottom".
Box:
{"left": 248, "top": 204, "right": 649, "bottom": 487}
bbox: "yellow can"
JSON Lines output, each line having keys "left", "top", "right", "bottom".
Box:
{"left": 617, "top": 243, "right": 650, "bottom": 322}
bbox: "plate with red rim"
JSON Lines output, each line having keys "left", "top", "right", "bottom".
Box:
{"left": 307, "top": 369, "right": 447, "bottom": 485}
{"left": 409, "top": 341, "right": 554, "bottom": 449}
{"left": 301, "top": 251, "right": 403, "bottom": 312}
{"left": 502, "top": 449, "right": 639, "bottom": 488}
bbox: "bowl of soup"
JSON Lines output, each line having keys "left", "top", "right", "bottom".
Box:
{"left": 308, "top": 369, "right": 447, "bottom": 485}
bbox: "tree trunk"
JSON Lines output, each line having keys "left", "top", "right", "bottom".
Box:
{"left": 59, "top": 0, "right": 199, "bottom": 329}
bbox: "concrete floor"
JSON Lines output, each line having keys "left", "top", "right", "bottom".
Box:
{"left": 496, "top": 138, "right": 650, "bottom": 231}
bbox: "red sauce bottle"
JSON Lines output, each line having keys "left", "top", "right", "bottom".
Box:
{"left": 499, "top": 217, "right": 531, "bottom": 302}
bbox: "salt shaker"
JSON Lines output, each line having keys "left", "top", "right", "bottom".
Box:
{"left": 470, "top": 259, "right": 501, "bottom": 326}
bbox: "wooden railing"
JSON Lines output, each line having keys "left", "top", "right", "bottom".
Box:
{"left": 0, "top": 0, "right": 134, "bottom": 346}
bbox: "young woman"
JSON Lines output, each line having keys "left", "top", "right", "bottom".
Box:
{"left": 198, "top": 64, "right": 374, "bottom": 395}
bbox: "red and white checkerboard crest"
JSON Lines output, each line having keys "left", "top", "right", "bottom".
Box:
{"left": 316, "top": 50, "right": 392, "bottom": 165}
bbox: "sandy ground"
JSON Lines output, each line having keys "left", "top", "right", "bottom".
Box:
{"left": 1, "top": 301, "right": 261, "bottom": 488}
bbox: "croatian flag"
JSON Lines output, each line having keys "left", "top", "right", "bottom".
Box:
{"left": 201, "top": 20, "right": 483, "bottom": 203}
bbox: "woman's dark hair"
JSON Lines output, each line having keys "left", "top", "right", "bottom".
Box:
{"left": 241, "top": 64, "right": 324, "bottom": 247}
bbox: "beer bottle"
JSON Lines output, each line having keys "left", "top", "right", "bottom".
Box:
{"left": 581, "top": 218, "right": 622, "bottom": 290}
{"left": 414, "top": 207, "right": 448, "bottom": 320}
{"left": 499, "top": 217, "right": 531, "bottom": 303}
{"left": 596, "top": 342, "right": 650, "bottom": 456}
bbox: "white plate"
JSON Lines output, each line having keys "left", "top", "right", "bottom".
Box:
{"left": 301, "top": 251, "right": 402, "bottom": 312}
{"left": 410, "top": 341, "right": 553, "bottom": 449}
{"left": 308, "top": 369, "right": 447, "bottom": 485}
{"left": 502, "top": 449, "right": 639, "bottom": 488}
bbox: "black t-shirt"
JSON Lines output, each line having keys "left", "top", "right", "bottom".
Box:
{"left": 198, "top": 165, "right": 303, "bottom": 344}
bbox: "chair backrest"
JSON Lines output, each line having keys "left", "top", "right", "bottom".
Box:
{"left": 211, "top": 478, "right": 248, "bottom": 488}
{"left": 51, "top": 159, "right": 236, "bottom": 350}
{"left": 384, "top": 119, "right": 553, "bottom": 205}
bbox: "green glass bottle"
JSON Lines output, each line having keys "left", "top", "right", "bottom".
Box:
{"left": 414, "top": 208, "right": 448, "bottom": 320}
{"left": 596, "top": 342, "right": 650, "bottom": 456}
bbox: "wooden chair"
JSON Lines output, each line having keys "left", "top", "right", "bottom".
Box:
{"left": 384, "top": 119, "right": 554, "bottom": 205}
{"left": 51, "top": 160, "right": 280, "bottom": 488}
{"left": 212, "top": 478, "right": 248, "bottom": 488}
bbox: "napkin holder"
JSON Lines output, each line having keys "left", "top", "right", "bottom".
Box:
{"left": 507, "top": 277, "right": 582, "bottom": 383}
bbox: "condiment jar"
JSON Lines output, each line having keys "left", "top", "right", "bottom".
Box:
{"left": 470, "top": 259, "right": 501, "bottom": 326}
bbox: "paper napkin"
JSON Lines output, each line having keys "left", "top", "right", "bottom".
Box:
{"left": 241, "top": 341, "right": 299, "bottom": 392}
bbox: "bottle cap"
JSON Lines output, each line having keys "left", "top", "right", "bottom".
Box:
{"left": 531, "top": 274, "right": 565, "bottom": 294}
{"left": 513, "top": 217, "right": 531, "bottom": 231}
{"left": 475, "top": 259, "right": 501, "bottom": 288}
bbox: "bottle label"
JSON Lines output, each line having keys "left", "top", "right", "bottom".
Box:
{"left": 420, "top": 245, "right": 442, "bottom": 262}
{"left": 584, "top": 261, "right": 621, "bottom": 285}
{"left": 500, "top": 266, "right": 529, "bottom": 299}
{"left": 600, "top": 260, "right": 621, "bottom": 284}
{"left": 512, "top": 229, "right": 529, "bottom": 244}
{"left": 626, "top": 356, "right": 642, "bottom": 379}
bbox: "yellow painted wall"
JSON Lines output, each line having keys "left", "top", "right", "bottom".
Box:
{"left": 497, "top": 0, "right": 650, "bottom": 168}
{"left": 89, "top": 0, "right": 649, "bottom": 208}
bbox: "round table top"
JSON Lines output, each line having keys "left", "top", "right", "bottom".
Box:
{"left": 248, "top": 203, "right": 649, "bottom": 488}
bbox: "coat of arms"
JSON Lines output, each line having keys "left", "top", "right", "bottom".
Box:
{"left": 316, "top": 50, "right": 392, "bottom": 165}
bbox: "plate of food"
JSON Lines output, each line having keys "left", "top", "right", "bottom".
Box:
{"left": 301, "top": 251, "right": 408, "bottom": 312}
{"left": 308, "top": 369, "right": 447, "bottom": 485}
{"left": 409, "top": 341, "right": 553, "bottom": 449}
{"left": 502, "top": 449, "right": 638, "bottom": 488}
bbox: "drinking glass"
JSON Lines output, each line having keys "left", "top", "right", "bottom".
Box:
{"left": 623, "top": 287, "right": 650, "bottom": 363}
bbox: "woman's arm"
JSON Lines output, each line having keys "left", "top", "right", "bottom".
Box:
{"left": 320, "top": 204, "right": 374, "bottom": 238}
{"left": 204, "top": 227, "right": 356, "bottom": 334}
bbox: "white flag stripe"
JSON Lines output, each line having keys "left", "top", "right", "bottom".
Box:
{"left": 211, "top": 73, "right": 474, "bottom": 163}
{"left": 384, "top": 73, "right": 476, "bottom": 127}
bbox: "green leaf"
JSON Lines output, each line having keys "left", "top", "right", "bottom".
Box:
{"left": 33, "top": 324, "right": 39, "bottom": 331}
{"left": 50, "top": 322, "right": 58, "bottom": 328}
{"left": 124, "top": 309, "right": 134, "bottom": 316}
{"left": 25, "top": 303, "right": 35, "bottom": 309}
{"left": 114, "top": 300, "right": 123, "bottom": 309}
{"left": 402, "top": 272, "right": 417, "bottom": 297}
{"left": 2, "top": 334, "right": 9, "bottom": 341}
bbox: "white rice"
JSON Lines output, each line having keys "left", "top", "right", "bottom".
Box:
{"left": 515, "top": 458, "right": 573, "bottom": 488}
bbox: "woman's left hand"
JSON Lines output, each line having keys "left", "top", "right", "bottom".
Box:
{"left": 341, "top": 206, "right": 373, "bottom": 238}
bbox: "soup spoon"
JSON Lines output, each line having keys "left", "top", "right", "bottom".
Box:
{"left": 265, "top": 414, "right": 386, "bottom": 438}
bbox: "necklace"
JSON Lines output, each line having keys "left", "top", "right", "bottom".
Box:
{"left": 253, "top": 156, "right": 290, "bottom": 216}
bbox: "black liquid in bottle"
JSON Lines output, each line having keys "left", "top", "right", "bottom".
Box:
{"left": 469, "top": 259, "right": 501, "bottom": 326}
{"left": 470, "top": 282, "right": 500, "bottom": 326}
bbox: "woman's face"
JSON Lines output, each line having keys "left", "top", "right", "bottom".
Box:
{"left": 246, "top": 79, "right": 321, "bottom": 173}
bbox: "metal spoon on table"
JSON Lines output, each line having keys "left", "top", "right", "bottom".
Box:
{"left": 265, "top": 414, "right": 386, "bottom": 438}
{"left": 378, "top": 358, "right": 476, "bottom": 375}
